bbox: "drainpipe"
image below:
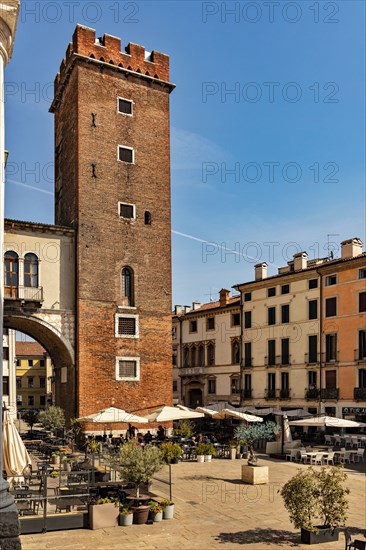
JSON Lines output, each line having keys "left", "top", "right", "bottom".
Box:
{"left": 316, "top": 269, "right": 323, "bottom": 415}
{"left": 179, "top": 316, "right": 184, "bottom": 403}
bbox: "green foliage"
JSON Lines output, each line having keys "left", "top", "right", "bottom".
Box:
{"left": 173, "top": 420, "right": 195, "bottom": 438}
{"left": 161, "top": 498, "right": 174, "bottom": 508}
{"left": 69, "top": 418, "right": 86, "bottom": 444}
{"left": 86, "top": 438, "right": 100, "bottom": 453}
{"left": 38, "top": 406, "right": 65, "bottom": 435}
{"left": 234, "top": 421, "right": 280, "bottom": 463}
{"left": 89, "top": 496, "right": 117, "bottom": 506}
{"left": 149, "top": 501, "right": 162, "bottom": 513}
{"left": 21, "top": 410, "right": 39, "bottom": 434}
{"left": 280, "top": 466, "right": 349, "bottom": 533}
{"left": 160, "top": 442, "right": 182, "bottom": 462}
{"left": 196, "top": 443, "right": 216, "bottom": 456}
{"left": 104, "top": 442, "right": 164, "bottom": 497}
{"left": 119, "top": 505, "right": 133, "bottom": 515}
{"left": 49, "top": 470, "right": 60, "bottom": 478}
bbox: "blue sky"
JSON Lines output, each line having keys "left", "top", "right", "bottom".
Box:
{"left": 4, "top": 0, "right": 365, "bottom": 307}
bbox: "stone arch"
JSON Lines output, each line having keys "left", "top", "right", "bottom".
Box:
{"left": 4, "top": 314, "right": 75, "bottom": 421}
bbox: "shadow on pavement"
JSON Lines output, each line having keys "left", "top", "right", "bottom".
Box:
{"left": 214, "top": 528, "right": 300, "bottom": 546}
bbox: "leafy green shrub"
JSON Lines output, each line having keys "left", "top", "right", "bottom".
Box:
{"left": 38, "top": 406, "right": 65, "bottom": 435}
{"left": 161, "top": 442, "right": 182, "bottom": 462}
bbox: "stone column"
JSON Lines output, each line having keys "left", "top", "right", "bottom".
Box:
{"left": 0, "top": 2, "right": 21, "bottom": 548}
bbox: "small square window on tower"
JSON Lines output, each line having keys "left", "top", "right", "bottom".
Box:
{"left": 117, "top": 97, "right": 133, "bottom": 116}
{"left": 116, "top": 357, "right": 140, "bottom": 381}
{"left": 118, "top": 145, "right": 134, "bottom": 164}
{"left": 119, "top": 202, "right": 135, "bottom": 220}
{"left": 115, "top": 314, "right": 139, "bottom": 338}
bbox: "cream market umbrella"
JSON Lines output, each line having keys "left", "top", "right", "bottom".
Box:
{"left": 289, "top": 415, "right": 366, "bottom": 428}
{"left": 2, "top": 410, "right": 31, "bottom": 482}
{"left": 144, "top": 406, "right": 204, "bottom": 422}
{"left": 78, "top": 406, "right": 148, "bottom": 424}
{"left": 213, "top": 409, "right": 264, "bottom": 423}
{"left": 283, "top": 415, "right": 293, "bottom": 443}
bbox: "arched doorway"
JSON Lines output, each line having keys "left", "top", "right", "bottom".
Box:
{"left": 188, "top": 388, "right": 203, "bottom": 409}
{"left": 4, "top": 315, "right": 75, "bottom": 421}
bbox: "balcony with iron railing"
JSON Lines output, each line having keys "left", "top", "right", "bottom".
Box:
{"left": 320, "top": 387, "right": 339, "bottom": 400}
{"left": 179, "top": 366, "right": 205, "bottom": 377}
{"left": 354, "top": 387, "right": 366, "bottom": 400}
{"left": 265, "top": 355, "right": 291, "bottom": 367}
{"left": 354, "top": 349, "right": 366, "bottom": 363}
{"left": 305, "top": 387, "right": 320, "bottom": 400}
{"left": 321, "top": 351, "right": 339, "bottom": 365}
{"left": 4, "top": 285, "right": 44, "bottom": 303}
{"left": 305, "top": 352, "right": 320, "bottom": 365}
{"left": 242, "top": 388, "right": 252, "bottom": 399}
{"left": 265, "top": 388, "right": 278, "bottom": 400}
{"left": 279, "top": 388, "right": 291, "bottom": 400}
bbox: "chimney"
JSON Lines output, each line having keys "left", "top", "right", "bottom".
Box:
{"left": 341, "top": 238, "right": 363, "bottom": 259}
{"left": 255, "top": 262, "right": 268, "bottom": 280}
{"left": 192, "top": 301, "right": 201, "bottom": 311}
{"left": 219, "top": 288, "right": 230, "bottom": 306}
{"left": 293, "top": 252, "right": 308, "bottom": 271}
{"left": 174, "top": 305, "right": 183, "bottom": 315}
{"left": 184, "top": 306, "right": 191, "bottom": 314}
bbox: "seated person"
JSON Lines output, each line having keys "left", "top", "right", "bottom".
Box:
{"left": 144, "top": 430, "right": 153, "bottom": 443}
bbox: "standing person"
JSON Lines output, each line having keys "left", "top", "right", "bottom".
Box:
{"left": 127, "top": 424, "right": 136, "bottom": 439}
{"left": 157, "top": 425, "right": 165, "bottom": 441}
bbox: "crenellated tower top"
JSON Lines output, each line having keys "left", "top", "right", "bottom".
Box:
{"left": 50, "top": 25, "right": 173, "bottom": 112}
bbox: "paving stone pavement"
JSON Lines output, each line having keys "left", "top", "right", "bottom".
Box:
{"left": 21, "top": 456, "right": 366, "bottom": 550}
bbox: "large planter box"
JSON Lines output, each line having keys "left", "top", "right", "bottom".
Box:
{"left": 89, "top": 503, "right": 119, "bottom": 530}
{"left": 20, "top": 512, "right": 88, "bottom": 534}
{"left": 301, "top": 527, "right": 339, "bottom": 545}
{"left": 266, "top": 441, "right": 281, "bottom": 454}
{"left": 241, "top": 465, "right": 269, "bottom": 485}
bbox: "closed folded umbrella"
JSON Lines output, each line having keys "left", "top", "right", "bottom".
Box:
{"left": 78, "top": 406, "right": 148, "bottom": 423}
{"left": 2, "top": 411, "right": 31, "bottom": 482}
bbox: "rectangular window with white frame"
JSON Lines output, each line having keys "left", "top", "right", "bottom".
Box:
{"left": 119, "top": 202, "right": 135, "bottom": 220}
{"left": 115, "top": 314, "right": 139, "bottom": 338}
{"left": 118, "top": 145, "right": 134, "bottom": 164}
{"left": 116, "top": 357, "right": 140, "bottom": 381}
{"left": 117, "top": 97, "right": 133, "bottom": 116}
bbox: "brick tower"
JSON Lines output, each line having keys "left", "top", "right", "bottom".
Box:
{"left": 50, "top": 25, "right": 175, "bottom": 422}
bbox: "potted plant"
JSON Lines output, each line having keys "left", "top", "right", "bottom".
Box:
{"left": 161, "top": 442, "right": 182, "bottom": 464}
{"left": 51, "top": 451, "right": 61, "bottom": 466}
{"left": 280, "top": 466, "right": 349, "bottom": 545}
{"left": 234, "top": 421, "right": 280, "bottom": 467}
{"left": 202, "top": 443, "right": 216, "bottom": 462}
{"left": 88, "top": 496, "right": 119, "bottom": 530}
{"left": 173, "top": 420, "right": 195, "bottom": 439}
{"left": 161, "top": 498, "right": 174, "bottom": 520}
{"left": 149, "top": 501, "right": 163, "bottom": 522}
{"left": 229, "top": 440, "right": 237, "bottom": 460}
{"left": 195, "top": 443, "right": 206, "bottom": 463}
{"left": 119, "top": 504, "right": 133, "bottom": 526}
{"left": 104, "top": 441, "right": 164, "bottom": 525}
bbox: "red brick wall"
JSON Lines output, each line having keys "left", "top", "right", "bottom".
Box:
{"left": 52, "top": 27, "right": 173, "bottom": 422}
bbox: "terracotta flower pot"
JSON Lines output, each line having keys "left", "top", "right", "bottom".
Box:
{"left": 132, "top": 505, "right": 150, "bottom": 525}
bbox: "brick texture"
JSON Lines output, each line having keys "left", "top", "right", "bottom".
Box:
{"left": 51, "top": 26, "right": 174, "bottom": 422}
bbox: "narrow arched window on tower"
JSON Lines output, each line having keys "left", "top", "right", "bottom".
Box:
{"left": 121, "top": 267, "right": 134, "bottom": 307}
{"left": 144, "top": 211, "right": 151, "bottom": 225}
{"left": 24, "top": 253, "right": 39, "bottom": 288}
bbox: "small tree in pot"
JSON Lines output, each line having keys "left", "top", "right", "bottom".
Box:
{"left": 234, "top": 421, "right": 280, "bottom": 466}
{"left": 161, "top": 442, "right": 182, "bottom": 464}
{"left": 280, "top": 466, "right": 349, "bottom": 545}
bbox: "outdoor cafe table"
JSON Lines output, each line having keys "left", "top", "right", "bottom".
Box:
{"left": 305, "top": 451, "right": 328, "bottom": 463}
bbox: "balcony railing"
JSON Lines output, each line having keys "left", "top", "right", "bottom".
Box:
{"left": 265, "top": 388, "right": 278, "bottom": 400}
{"left": 179, "top": 366, "right": 205, "bottom": 377}
{"left": 243, "top": 388, "right": 252, "bottom": 399}
{"left": 305, "top": 352, "right": 319, "bottom": 365}
{"left": 279, "top": 388, "right": 291, "bottom": 399}
{"left": 355, "top": 349, "right": 366, "bottom": 362}
{"left": 354, "top": 387, "right": 366, "bottom": 400}
{"left": 265, "top": 355, "right": 291, "bottom": 367}
{"left": 321, "top": 352, "right": 338, "bottom": 364}
{"left": 4, "top": 286, "right": 44, "bottom": 302}
{"left": 320, "top": 388, "right": 339, "bottom": 400}
{"left": 305, "top": 387, "right": 320, "bottom": 400}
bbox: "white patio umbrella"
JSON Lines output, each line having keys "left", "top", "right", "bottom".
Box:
{"left": 289, "top": 415, "right": 366, "bottom": 428}
{"left": 283, "top": 415, "right": 293, "bottom": 443}
{"left": 205, "top": 402, "right": 236, "bottom": 411}
{"left": 144, "top": 405, "right": 204, "bottom": 423}
{"left": 2, "top": 410, "right": 31, "bottom": 482}
{"left": 212, "top": 409, "right": 263, "bottom": 423}
{"left": 78, "top": 406, "right": 148, "bottom": 423}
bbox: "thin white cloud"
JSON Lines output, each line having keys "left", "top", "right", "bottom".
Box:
{"left": 171, "top": 126, "right": 228, "bottom": 170}
{"left": 7, "top": 179, "right": 53, "bottom": 196}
